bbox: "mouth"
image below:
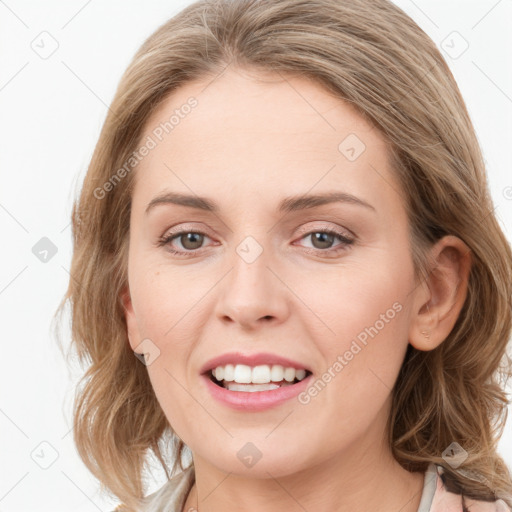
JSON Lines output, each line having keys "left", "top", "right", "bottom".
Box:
{"left": 205, "top": 367, "right": 313, "bottom": 392}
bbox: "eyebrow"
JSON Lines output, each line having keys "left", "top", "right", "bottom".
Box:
{"left": 145, "top": 191, "right": 376, "bottom": 215}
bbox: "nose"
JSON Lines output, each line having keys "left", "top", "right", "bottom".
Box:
{"left": 214, "top": 240, "right": 290, "bottom": 330}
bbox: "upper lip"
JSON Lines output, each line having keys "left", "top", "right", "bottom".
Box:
{"left": 200, "top": 352, "right": 312, "bottom": 375}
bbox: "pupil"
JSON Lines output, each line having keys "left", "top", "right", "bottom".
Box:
{"left": 313, "top": 232, "right": 333, "bottom": 249}
{"left": 182, "top": 233, "right": 203, "bottom": 250}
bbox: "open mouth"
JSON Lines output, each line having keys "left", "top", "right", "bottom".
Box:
{"left": 207, "top": 369, "right": 313, "bottom": 392}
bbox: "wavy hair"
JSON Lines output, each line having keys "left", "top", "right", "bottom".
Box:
{"left": 54, "top": 0, "right": 512, "bottom": 509}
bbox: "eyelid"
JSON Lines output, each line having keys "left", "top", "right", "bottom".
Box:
{"left": 161, "top": 222, "right": 211, "bottom": 235}
{"left": 160, "top": 221, "right": 354, "bottom": 242}
{"left": 294, "top": 222, "right": 355, "bottom": 240}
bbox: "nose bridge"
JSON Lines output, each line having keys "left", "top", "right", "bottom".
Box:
{"left": 230, "top": 232, "right": 275, "bottom": 300}
{"left": 215, "top": 231, "right": 289, "bottom": 327}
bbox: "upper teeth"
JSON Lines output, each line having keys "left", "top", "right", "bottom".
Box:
{"left": 212, "top": 364, "right": 307, "bottom": 384}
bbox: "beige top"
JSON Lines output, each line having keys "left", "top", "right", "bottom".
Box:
{"left": 113, "top": 462, "right": 510, "bottom": 512}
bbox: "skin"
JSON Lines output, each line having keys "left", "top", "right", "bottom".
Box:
{"left": 122, "top": 66, "right": 472, "bottom": 512}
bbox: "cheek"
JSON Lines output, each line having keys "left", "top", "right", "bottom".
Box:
{"left": 298, "top": 254, "right": 414, "bottom": 390}
{"left": 127, "top": 262, "right": 212, "bottom": 418}
{"left": 297, "top": 257, "right": 412, "bottom": 342}
{"left": 129, "top": 261, "right": 210, "bottom": 340}
{"left": 293, "top": 271, "right": 412, "bottom": 446}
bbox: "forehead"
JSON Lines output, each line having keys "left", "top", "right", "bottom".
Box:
{"left": 132, "top": 67, "right": 401, "bottom": 217}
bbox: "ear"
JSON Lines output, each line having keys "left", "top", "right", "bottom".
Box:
{"left": 409, "top": 235, "right": 472, "bottom": 351}
{"left": 121, "top": 285, "right": 142, "bottom": 352}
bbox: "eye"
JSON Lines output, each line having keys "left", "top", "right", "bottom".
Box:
{"left": 295, "top": 228, "right": 354, "bottom": 255}
{"left": 157, "top": 227, "right": 355, "bottom": 257}
{"left": 157, "top": 230, "right": 212, "bottom": 255}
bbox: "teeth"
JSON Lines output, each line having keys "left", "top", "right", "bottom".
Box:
{"left": 225, "top": 382, "right": 282, "bottom": 392}
{"left": 234, "top": 364, "right": 252, "bottom": 383}
{"left": 211, "top": 364, "right": 307, "bottom": 385}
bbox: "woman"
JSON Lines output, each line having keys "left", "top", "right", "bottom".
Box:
{"left": 55, "top": 0, "right": 512, "bottom": 510}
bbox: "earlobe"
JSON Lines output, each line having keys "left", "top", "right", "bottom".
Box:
{"left": 409, "top": 235, "right": 472, "bottom": 352}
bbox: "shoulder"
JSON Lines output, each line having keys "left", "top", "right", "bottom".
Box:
{"left": 429, "top": 464, "right": 511, "bottom": 512}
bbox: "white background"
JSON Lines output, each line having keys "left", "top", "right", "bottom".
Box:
{"left": 1, "top": 0, "right": 511, "bottom": 510}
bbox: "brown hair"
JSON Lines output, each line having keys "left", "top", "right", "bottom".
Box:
{"left": 54, "top": 0, "right": 512, "bottom": 509}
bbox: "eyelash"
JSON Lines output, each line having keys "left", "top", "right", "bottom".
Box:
{"left": 156, "top": 227, "right": 355, "bottom": 257}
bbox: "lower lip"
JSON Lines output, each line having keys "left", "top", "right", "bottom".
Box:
{"left": 201, "top": 373, "right": 313, "bottom": 411}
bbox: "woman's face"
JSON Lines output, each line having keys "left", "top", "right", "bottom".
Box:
{"left": 124, "top": 67, "right": 422, "bottom": 477}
